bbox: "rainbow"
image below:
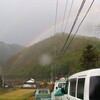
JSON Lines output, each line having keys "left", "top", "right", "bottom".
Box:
{"left": 27, "top": 5, "right": 100, "bottom": 46}
{"left": 7, "top": 5, "right": 100, "bottom": 67}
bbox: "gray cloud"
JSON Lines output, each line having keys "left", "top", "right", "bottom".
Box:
{"left": 0, "top": 0, "right": 100, "bottom": 46}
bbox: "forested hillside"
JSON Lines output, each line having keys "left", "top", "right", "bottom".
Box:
{"left": 2, "top": 34, "right": 100, "bottom": 80}
{"left": 0, "top": 41, "right": 24, "bottom": 66}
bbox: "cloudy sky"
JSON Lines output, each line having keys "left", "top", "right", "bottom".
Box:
{"left": 0, "top": 0, "right": 100, "bottom": 46}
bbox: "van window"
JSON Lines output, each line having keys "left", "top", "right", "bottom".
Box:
{"left": 70, "top": 79, "right": 76, "bottom": 97}
{"left": 77, "top": 78, "right": 85, "bottom": 99}
{"left": 89, "top": 76, "right": 100, "bottom": 100}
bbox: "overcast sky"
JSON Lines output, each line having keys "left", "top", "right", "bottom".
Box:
{"left": 0, "top": 0, "right": 100, "bottom": 46}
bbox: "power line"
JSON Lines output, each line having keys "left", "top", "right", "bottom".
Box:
{"left": 52, "top": 0, "right": 59, "bottom": 81}
{"left": 54, "top": 0, "right": 59, "bottom": 35}
{"left": 60, "top": 0, "right": 68, "bottom": 33}
{"left": 64, "top": 0, "right": 74, "bottom": 32}
{"left": 58, "top": 0, "right": 86, "bottom": 59}
{"left": 56, "top": 0, "right": 74, "bottom": 60}
{"left": 53, "top": 0, "right": 58, "bottom": 57}
{"left": 59, "top": 0, "right": 95, "bottom": 60}
{"left": 56, "top": 0, "right": 68, "bottom": 48}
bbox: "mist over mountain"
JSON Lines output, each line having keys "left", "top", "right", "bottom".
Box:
{"left": 2, "top": 34, "right": 100, "bottom": 79}
{"left": 0, "top": 41, "right": 24, "bottom": 65}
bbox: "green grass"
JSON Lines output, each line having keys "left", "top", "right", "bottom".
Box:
{"left": 0, "top": 89, "right": 35, "bottom": 100}
{"left": 0, "top": 87, "right": 11, "bottom": 95}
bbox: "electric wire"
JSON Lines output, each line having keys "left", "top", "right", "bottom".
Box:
{"left": 54, "top": 0, "right": 59, "bottom": 35}
{"left": 60, "top": 0, "right": 68, "bottom": 33}
{"left": 56, "top": 0, "right": 68, "bottom": 48}
{"left": 58, "top": 0, "right": 95, "bottom": 60}
{"left": 52, "top": 0, "right": 59, "bottom": 80}
{"left": 63, "top": 0, "right": 74, "bottom": 32}
{"left": 53, "top": 0, "right": 58, "bottom": 57}
{"left": 58, "top": 0, "right": 86, "bottom": 59}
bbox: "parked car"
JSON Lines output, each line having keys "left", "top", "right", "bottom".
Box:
{"left": 59, "top": 68, "right": 100, "bottom": 100}
{"left": 34, "top": 88, "right": 51, "bottom": 100}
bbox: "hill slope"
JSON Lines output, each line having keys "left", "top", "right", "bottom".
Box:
{"left": 0, "top": 41, "right": 24, "bottom": 65}
{"left": 2, "top": 34, "right": 100, "bottom": 79}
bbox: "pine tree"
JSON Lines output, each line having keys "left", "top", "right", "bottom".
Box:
{"left": 80, "top": 44, "right": 99, "bottom": 70}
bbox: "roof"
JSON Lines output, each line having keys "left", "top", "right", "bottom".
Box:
{"left": 26, "top": 78, "right": 35, "bottom": 83}
{"left": 69, "top": 68, "right": 100, "bottom": 79}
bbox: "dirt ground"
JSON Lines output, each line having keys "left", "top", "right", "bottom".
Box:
{"left": 28, "top": 96, "right": 34, "bottom": 100}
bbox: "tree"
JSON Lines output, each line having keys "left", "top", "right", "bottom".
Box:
{"left": 80, "top": 44, "right": 99, "bottom": 70}
{"left": 0, "top": 76, "right": 3, "bottom": 87}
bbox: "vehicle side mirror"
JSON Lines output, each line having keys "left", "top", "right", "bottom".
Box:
{"left": 56, "top": 87, "right": 58, "bottom": 89}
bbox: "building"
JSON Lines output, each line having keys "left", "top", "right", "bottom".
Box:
{"left": 21, "top": 78, "right": 36, "bottom": 88}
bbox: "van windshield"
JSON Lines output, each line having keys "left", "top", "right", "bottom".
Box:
{"left": 89, "top": 76, "right": 100, "bottom": 100}
{"left": 58, "top": 83, "right": 66, "bottom": 88}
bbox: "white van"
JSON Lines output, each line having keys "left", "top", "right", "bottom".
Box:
{"left": 61, "top": 68, "right": 100, "bottom": 100}
{"left": 51, "top": 79, "right": 66, "bottom": 100}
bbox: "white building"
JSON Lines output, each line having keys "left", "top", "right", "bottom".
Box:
{"left": 21, "top": 78, "right": 36, "bottom": 88}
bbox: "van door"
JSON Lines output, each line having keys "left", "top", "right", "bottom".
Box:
{"left": 89, "top": 76, "right": 100, "bottom": 100}
{"left": 68, "top": 78, "right": 78, "bottom": 100}
{"left": 67, "top": 78, "right": 85, "bottom": 100}
{"left": 61, "top": 81, "right": 69, "bottom": 100}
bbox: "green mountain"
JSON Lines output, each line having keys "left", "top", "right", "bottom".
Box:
{"left": 2, "top": 34, "right": 100, "bottom": 80}
{"left": 0, "top": 41, "right": 24, "bottom": 66}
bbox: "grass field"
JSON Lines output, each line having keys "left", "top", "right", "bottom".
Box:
{"left": 0, "top": 89, "right": 35, "bottom": 100}
{"left": 0, "top": 88, "right": 9, "bottom": 95}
